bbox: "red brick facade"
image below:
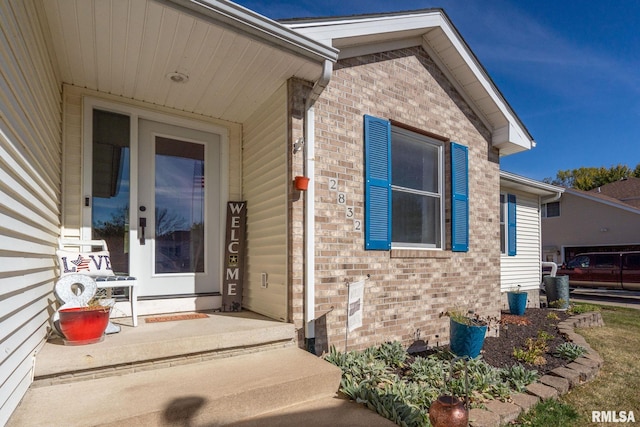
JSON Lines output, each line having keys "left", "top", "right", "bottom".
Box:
{"left": 289, "top": 46, "right": 502, "bottom": 354}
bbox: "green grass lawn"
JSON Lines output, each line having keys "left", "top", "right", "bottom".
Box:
{"left": 513, "top": 305, "right": 640, "bottom": 426}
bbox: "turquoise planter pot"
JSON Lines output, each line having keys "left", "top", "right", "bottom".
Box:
{"left": 507, "top": 292, "right": 527, "bottom": 315}
{"left": 449, "top": 318, "right": 487, "bottom": 358}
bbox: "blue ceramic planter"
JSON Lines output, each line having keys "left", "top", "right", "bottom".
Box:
{"left": 507, "top": 292, "right": 527, "bottom": 316}
{"left": 449, "top": 318, "right": 487, "bottom": 358}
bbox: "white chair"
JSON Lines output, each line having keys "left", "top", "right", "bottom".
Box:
{"left": 57, "top": 239, "right": 138, "bottom": 327}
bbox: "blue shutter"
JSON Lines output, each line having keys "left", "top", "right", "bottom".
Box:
{"left": 508, "top": 194, "right": 517, "bottom": 256}
{"left": 451, "top": 142, "right": 469, "bottom": 252}
{"left": 364, "top": 115, "right": 392, "bottom": 250}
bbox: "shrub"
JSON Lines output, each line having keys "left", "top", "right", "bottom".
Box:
{"left": 500, "top": 364, "right": 539, "bottom": 392}
{"left": 568, "top": 303, "right": 601, "bottom": 314}
{"left": 325, "top": 342, "right": 539, "bottom": 426}
{"left": 513, "top": 331, "right": 552, "bottom": 366}
{"left": 553, "top": 342, "right": 587, "bottom": 361}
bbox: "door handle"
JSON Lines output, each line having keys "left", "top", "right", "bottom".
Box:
{"left": 139, "top": 217, "right": 146, "bottom": 245}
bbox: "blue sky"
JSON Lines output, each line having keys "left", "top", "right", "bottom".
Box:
{"left": 235, "top": 0, "right": 640, "bottom": 182}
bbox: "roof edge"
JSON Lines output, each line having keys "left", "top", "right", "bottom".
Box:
{"left": 500, "top": 171, "right": 564, "bottom": 193}
{"left": 160, "top": 0, "right": 339, "bottom": 63}
{"left": 566, "top": 188, "right": 640, "bottom": 215}
{"left": 284, "top": 9, "right": 534, "bottom": 154}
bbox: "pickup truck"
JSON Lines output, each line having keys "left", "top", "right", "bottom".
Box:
{"left": 557, "top": 251, "right": 640, "bottom": 291}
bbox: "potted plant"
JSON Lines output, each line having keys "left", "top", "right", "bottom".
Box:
{"left": 58, "top": 295, "right": 113, "bottom": 345}
{"left": 507, "top": 285, "right": 527, "bottom": 316}
{"left": 441, "top": 310, "right": 497, "bottom": 358}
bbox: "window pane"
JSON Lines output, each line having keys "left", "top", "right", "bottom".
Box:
{"left": 392, "top": 131, "right": 438, "bottom": 192}
{"left": 392, "top": 190, "right": 440, "bottom": 246}
{"left": 155, "top": 137, "right": 205, "bottom": 273}
{"left": 594, "top": 254, "right": 616, "bottom": 268}
{"left": 546, "top": 202, "right": 560, "bottom": 217}
{"left": 91, "top": 109, "right": 130, "bottom": 275}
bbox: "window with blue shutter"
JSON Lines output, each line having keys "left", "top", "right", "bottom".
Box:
{"left": 364, "top": 115, "right": 392, "bottom": 250}
{"left": 507, "top": 194, "right": 517, "bottom": 256}
{"left": 364, "top": 115, "right": 452, "bottom": 251}
{"left": 451, "top": 142, "right": 469, "bottom": 252}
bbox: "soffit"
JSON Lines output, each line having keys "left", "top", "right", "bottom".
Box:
{"left": 39, "top": 0, "right": 336, "bottom": 123}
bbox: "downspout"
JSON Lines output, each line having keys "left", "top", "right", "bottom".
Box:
{"left": 541, "top": 192, "right": 562, "bottom": 205}
{"left": 303, "top": 60, "right": 333, "bottom": 353}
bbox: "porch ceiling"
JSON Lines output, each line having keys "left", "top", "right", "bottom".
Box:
{"left": 39, "top": 0, "right": 337, "bottom": 123}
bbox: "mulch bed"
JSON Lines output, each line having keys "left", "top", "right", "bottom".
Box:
{"left": 413, "top": 308, "right": 572, "bottom": 375}
{"left": 481, "top": 308, "right": 571, "bottom": 374}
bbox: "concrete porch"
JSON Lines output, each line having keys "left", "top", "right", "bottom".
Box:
{"left": 8, "top": 311, "right": 394, "bottom": 426}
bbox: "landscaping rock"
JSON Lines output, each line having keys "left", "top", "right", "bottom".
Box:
{"left": 551, "top": 366, "right": 581, "bottom": 387}
{"left": 567, "top": 361, "right": 598, "bottom": 382}
{"left": 572, "top": 356, "right": 599, "bottom": 370}
{"left": 468, "top": 408, "right": 501, "bottom": 427}
{"left": 510, "top": 392, "right": 539, "bottom": 411}
{"left": 583, "top": 351, "right": 604, "bottom": 367}
{"left": 484, "top": 400, "right": 521, "bottom": 424}
{"left": 539, "top": 374, "right": 570, "bottom": 394}
{"left": 525, "top": 382, "right": 558, "bottom": 400}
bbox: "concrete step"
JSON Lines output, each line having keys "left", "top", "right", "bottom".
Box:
{"left": 8, "top": 347, "right": 343, "bottom": 427}
{"left": 228, "top": 395, "right": 398, "bottom": 426}
{"left": 33, "top": 311, "right": 296, "bottom": 385}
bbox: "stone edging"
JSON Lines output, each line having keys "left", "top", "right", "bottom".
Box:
{"left": 468, "top": 311, "right": 605, "bottom": 427}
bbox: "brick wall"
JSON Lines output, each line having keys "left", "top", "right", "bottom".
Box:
{"left": 291, "top": 46, "right": 502, "bottom": 354}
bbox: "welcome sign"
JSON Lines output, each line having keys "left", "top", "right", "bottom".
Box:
{"left": 222, "top": 202, "right": 247, "bottom": 311}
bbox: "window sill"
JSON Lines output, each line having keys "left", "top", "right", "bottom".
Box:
{"left": 391, "top": 249, "right": 452, "bottom": 259}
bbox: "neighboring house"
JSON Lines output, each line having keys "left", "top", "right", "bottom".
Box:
{"left": 499, "top": 171, "right": 564, "bottom": 308}
{"left": 1, "top": 1, "right": 537, "bottom": 422}
{"left": 542, "top": 179, "right": 640, "bottom": 264}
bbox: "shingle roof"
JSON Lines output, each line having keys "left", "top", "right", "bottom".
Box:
{"left": 589, "top": 177, "right": 640, "bottom": 208}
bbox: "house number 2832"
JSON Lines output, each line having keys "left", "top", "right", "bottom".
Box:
{"left": 330, "top": 178, "right": 361, "bottom": 232}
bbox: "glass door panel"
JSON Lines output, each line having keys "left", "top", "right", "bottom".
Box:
{"left": 154, "top": 137, "right": 205, "bottom": 274}
{"left": 135, "top": 119, "right": 221, "bottom": 297}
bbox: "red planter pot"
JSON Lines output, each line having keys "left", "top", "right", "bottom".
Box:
{"left": 294, "top": 176, "right": 310, "bottom": 191}
{"left": 58, "top": 306, "right": 110, "bottom": 345}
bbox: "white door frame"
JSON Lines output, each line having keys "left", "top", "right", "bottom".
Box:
{"left": 82, "top": 97, "right": 229, "bottom": 315}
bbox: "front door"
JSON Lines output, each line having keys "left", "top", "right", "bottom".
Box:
{"left": 135, "top": 119, "right": 221, "bottom": 297}
{"left": 88, "top": 107, "right": 222, "bottom": 309}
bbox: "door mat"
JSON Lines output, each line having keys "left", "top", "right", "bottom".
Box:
{"left": 145, "top": 313, "right": 209, "bottom": 323}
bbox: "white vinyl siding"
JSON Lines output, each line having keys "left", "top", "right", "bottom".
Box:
{"left": 242, "top": 84, "right": 288, "bottom": 321}
{"left": 500, "top": 191, "right": 541, "bottom": 291}
{"left": 0, "top": 0, "right": 62, "bottom": 423}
